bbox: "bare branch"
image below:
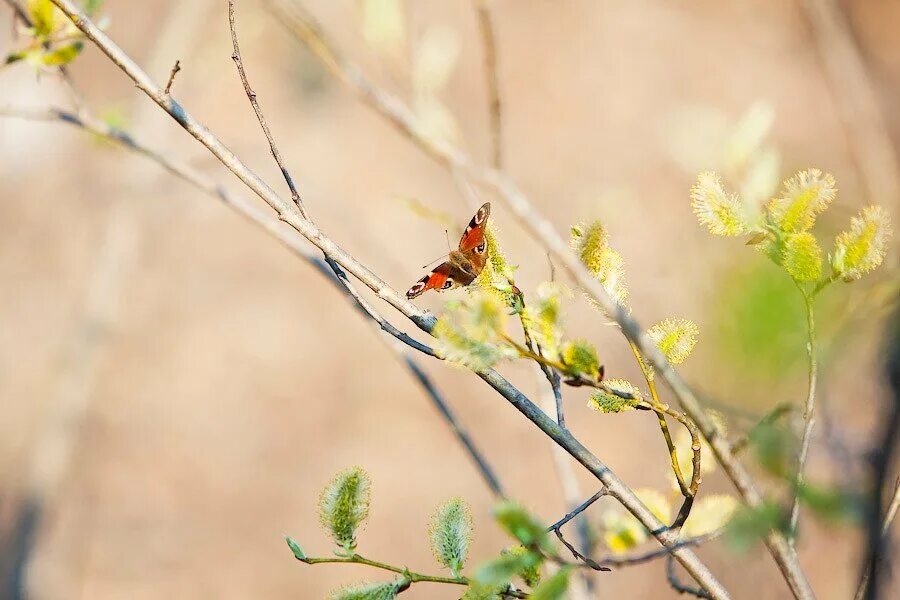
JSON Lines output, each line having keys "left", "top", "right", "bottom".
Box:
{"left": 164, "top": 59, "right": 181, "bottom": 95}
{"left": 228, "top": 0, "right": 307, "bottom": 217}
{"left": 668, "top": 555, "right": 713, "bottom": 599}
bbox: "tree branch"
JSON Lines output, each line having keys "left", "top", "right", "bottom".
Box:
{"left": 45, "top": 2, "right": 730, "bottom": 596}
{"left": 264, "top": 2, "right": 811, "bottom": 596}
{"left": 473, "top": 0, "right": 502, "bottom": 169}
{"left": 0, "top": 104, "right": 503, "bottom": 499}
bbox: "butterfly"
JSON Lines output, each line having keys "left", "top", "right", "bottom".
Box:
{"left": 406, "top": 202, "right": 491, "bottom": 299}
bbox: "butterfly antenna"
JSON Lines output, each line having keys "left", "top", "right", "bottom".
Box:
{"left": 421, "top": 252, "right": 449, "bottom": 269}
{"left": 444, "top": 229, "right": 452, "bottom": 251}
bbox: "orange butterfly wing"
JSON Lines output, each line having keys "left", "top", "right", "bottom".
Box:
{"left": 458, "top": 202, "right": 491, "bottom": 252}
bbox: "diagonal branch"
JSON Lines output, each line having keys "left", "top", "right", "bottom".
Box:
{"left": 264, "top": 2, "right": 812, "bottom": 597}
{"left": 473, "top": 0, "right": 503, "bottom": 169}
{"left": 0, "top": 104, "right": 503, "bottom": 499}
{"left": 45, "top": 2, "right": 730, "bottom": 596}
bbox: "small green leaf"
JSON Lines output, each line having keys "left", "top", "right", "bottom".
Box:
{"left": 284, "top": 536, "right": 307, "bottom": 561}
{"left": 475, "top": 547, "right": 541, "bottom": 588}
{"left": 529, "top": 567, "right": 570, "bottom": 599}
{"left": 429, "top": 497, "right": 473, "bottom": 576}
{"left": 725, "top": 501, "right": 788, "bottom": 552}
{"left": 750, "top": 422, "right": 796, "bottom": 478}
{"left": 461, "top": 581, "right": 504, "bottom": 600}
{"left": 40, "top": 41, "right": 84, "bottom": 66}
{"left": 5, "top": 51, "right": 28, "bottom": 64}
{"left": 319, "top": 467, "right": 372, "bottom": 551}
{"left": 797, "top": 483, "right": 864, "bottom": 524}
{"left": 493, "top": 501, "right": 551, "bottom": 552}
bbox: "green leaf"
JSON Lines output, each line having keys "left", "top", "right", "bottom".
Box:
{"left": 40, "top": 41, "right": 84, "bottom": 66}
{"left": 474, "top": 548, "right": 541, "bottom": 588}
{"left": 429, "top": 498, "right": 473, "bottom": 576}
{"left": 493, "top": 501, "right": 551, "bottom": 552}
{"left": 84, "top": 0, "right": 105, "bottom": 16}
{"left": 797, "top": 483, "right": 864, "bottom": 524}
{"left": 319, "top": 467, "right": 372, "bottom": 551}
{"left": 529, "top": 567, "right": 571, "bottom": 599}
{"left": 5, "top": 51, "right": 28, "bottom": 64}
{"left": 327, "top": 579, "right": 407, "bottom": 600}
{"left": 725, "top": 501, "right": 788, "bottom": 552}
{"left": 284, "top": 536, "right": 307, "bottom": 561}
{"left": 750, "top": 422, "right": 796, "bottom": 478}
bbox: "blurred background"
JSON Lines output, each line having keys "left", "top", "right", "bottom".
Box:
{"left": 1, "top": 0, "right": 899, "bottom": 598}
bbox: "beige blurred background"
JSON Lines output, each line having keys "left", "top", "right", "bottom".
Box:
{"left": 1, "top": 0, "right": 899, "bottom": 598}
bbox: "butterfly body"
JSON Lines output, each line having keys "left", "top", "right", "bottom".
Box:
{"left": 407, "top": 203, "right": 491, "bottom": 299}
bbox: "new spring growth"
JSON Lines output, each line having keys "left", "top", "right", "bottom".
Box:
{"left": 648, "top": 318, "right": 700, "bottom": 365}
{"left": 429, "top": 498, "right": 473, "bottom": 577}
{"left": 692, "top": 167, "right": 892, "bottom": 289}
{"left": 560, "top": 339, "right": 601, "bottom": 380}
{"left": 766, "top": 169, "right": 835, "bottom": 233}
{"left": 570, "top": 221, "right": 628, "bottom": 308}
{"left": 319, "top": 467, "right": 372, "bottom": 552}
{"left": 327, "top": 579, "right": 409, "bottom": 600}
{"left": 691, "top": 171, "right": 750, "bottom": 236}
{"left": 474, "top": 225, "right": 520, "bottom": 309}
{"left": 588, "top": 379, "right": 643, "bottom": 413}
{"left": 602, "top": 489, "right": 672, "bottom": 553}
{"left": 831, "top": 205, "right": 892, "bottom": 281}
{"left": 5, "top": 0, "right": 104, "bottom": 67}
{"left": 529, "top": 566, "right": 571, "bottom": 600}
{"left": 433, "top": 291, "right": 516, "bottom": 371}
{"left": 521, "top": 282, "right": 566, "bottom": 359}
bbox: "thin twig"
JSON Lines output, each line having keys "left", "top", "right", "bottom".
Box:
{"left": 44, "top": 3, "right": 731, "bottom": 597}
{"left": 265, "top": 2, "right": 808, "bottom": 596}
{"left": 473, "top": 0, "right": 502, "bottom": 169}
{"left": 789, "top": 289, "right": 818, "bottom": 542}
{"left": 164, "top": 59, "right": 181, "bottom": 95}
{"left": 294, "top": 552, "right": 528, "bottom": 598}
{"left": 228, "top": 0, "right": 306, "bottom": 216}
{"left": 548, "top": 489, "right": 608, "bottom": 532}
{"left": 0, "top": 105, "right": 503, "bottom": 500}
{"left": 2, "top": 0, "right": 29, "bottom": 25}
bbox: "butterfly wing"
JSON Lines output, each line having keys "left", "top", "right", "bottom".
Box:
{"left": 458, "top": 202, "right": 491, "bottom": 253}
{"left": 457, "top": 202, "right": 491, "bottom": 277}
{"left": 407, "top": 203, "right": 492, "bottom": 299}
{"left": 406, "top": 262, "right": 477, "bottom": 299}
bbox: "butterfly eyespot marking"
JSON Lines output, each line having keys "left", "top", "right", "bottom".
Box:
{"left": 474, "top": 206, "right": 488, "bottom": 224}
{"left": 407, "top": 281, "right": 426, "bottom": 298}
{"left": 476, "top": 241, "right": 486, "bottom": 254}
{"left": 441, "top": 279, "right": 454, "bottom": 290}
